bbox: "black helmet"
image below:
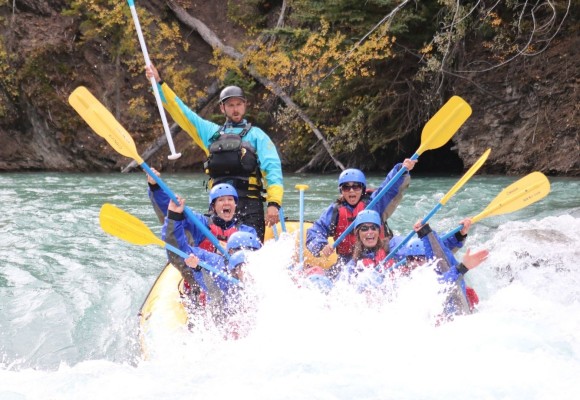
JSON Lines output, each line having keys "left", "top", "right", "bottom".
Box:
{"left": 219, "top": 86, "right": 246, "bottom": 103}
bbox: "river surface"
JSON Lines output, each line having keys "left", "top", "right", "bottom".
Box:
{"left": 1, "top": 171, "right": 579, "bottom": 399}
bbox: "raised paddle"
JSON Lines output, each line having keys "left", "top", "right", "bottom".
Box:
{"left": 379, "top": 148, "right": 490, "bottom": 265}
{"left": 68, "top": 86, "right": 229, "bottom": 258}
{"left": 126, "top": 0, "right": 181, "bottom": 160}
{"left": 388, "top": 171, "right": 550, "bottom": 273}
{"left": 296, "top": 184, "right": 310, "bottom": 266}
{"left": 332, "top": 95, "right": 472, "bottom": 249}
{"left": 442, "top": 171, "right": 551, "bottom": 241}
{"left": 99, "top": 203, "right": 240, "bottom": 285}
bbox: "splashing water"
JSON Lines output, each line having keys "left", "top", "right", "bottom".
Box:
{"left": 1, "top": 173, "right": 579, "bottom": 399}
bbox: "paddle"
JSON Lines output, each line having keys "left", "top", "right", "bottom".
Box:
{"left": 99, "top": 203, "right": 240, "bottom": 285}
{"left": 442, "top": 171, "right": 551, "bottom": 240}
{"left": 332, "top": 95, "right": 472, "bottom": 249}
{"left": 379, "top": 148, "right": 490, "bottom": 266}
{"left": 279, "top": 207, "right": 287, "bottom": 233}
{"left": 271, "top": 206, "right": 287, "bottom": 240}
{"left": 390, "top": 258, "right": 407, "bottom": 271}
{"left": 296, "top": 184, "right": 310, "bottom": 266}
{"left": 68, "top": 86, "right": 229, "bottom": 258}
{"left": 127, "top": 0, "right": 181, "bottom": 160}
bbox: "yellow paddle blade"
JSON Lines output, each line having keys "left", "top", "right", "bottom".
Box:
{"left": 68, "top": 87, "right": 144, "bottom": 164}
{"left": 440, "top": 148, "right": 490, "bottom": 205}
{"left": 418, "top": 96, "right": 472, "bottom": 155}
{"left": 99, "top": 203, "right": 165, "bottom": 247}
{"left": 472, "top": 172, "right": 550, "bottom": 223}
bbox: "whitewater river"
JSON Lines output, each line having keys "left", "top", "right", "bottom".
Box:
{"left": 1, "top": 171, "right": 579, "bottom": 399}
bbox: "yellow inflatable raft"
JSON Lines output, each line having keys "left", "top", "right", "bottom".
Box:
{"left": 138, "top": 262, "right": 188, "bottom": 357}
{"left": 264, "top": 220, "right": 337, "bottom": 270}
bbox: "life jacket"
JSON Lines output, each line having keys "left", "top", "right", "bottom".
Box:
{"left": 199, "top": 216, "right": 241, "bottom": 253}
{"left": 204, "top": 123, "right": 263, "bottom": 199}
{"left": 180, "top": 274, "right": 208, "bottom": 308}
{"left": 465, "top": 286, "right": 479, "bottom": 310}
{"left": 330, "top": 193, "right": 387, "bottom": 257}
{"left": 359, "top": 248, "right": 389, "bottom": 269}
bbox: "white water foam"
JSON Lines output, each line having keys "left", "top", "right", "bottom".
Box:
{"left": 2, "top": 214, "right": 580, "bottom": 400}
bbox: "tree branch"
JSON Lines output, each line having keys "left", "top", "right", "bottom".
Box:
{"left": 275, "top": 0, "right": 288, "bottom": 29}
{"left": 166, "top": 0, "right": 345, "bottom": 171}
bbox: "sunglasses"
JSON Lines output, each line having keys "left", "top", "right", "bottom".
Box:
{"left": 228, "top": 247, "right": 259, "bottom": 254}
{"left": 358, "top": 224, "right": 379, "bottom": 232}
{"left": 341, "top": 183, "right": 363, "bottom": 192}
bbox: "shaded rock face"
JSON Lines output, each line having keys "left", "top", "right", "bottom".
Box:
{"left": 0, "top": 1, "right": 578, "bottom": 176}
{"left": 453, "top": 35, "right": 579, "bottom": 176}
{"left": 11, "top": 0, "right": 61, "bottom": 16}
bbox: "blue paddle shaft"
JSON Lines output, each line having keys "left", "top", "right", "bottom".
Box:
{"left": 377, "top": 192, "right": 444, "bottom": 269}
{"left": 299, "top": 191, "right": 305, "bottom": 265}
{"left": 140, "top": 163, "right": 229, "bottom": 258}
{"left": 279, "top": 207, "right": 287, "bottom": 233}
{"left": 421, "top": 203, "right": 442, "bottom": 224}
{"left": 164, "top": 243, "right": 240, "bottom": 285}
{"left": 442, "top": 224, "right": 464, "bottom": 241}
{"left": 384, "top": 230, "right": 415, "bottom": 264}
{"left": 333, "top": 153, "right": 418, "bottom": 248}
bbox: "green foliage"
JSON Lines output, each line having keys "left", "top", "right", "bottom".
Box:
{"left": 16, "top": 46, "right": 82, "bottom": 142}
{"left": 62, "top": 0, "right": 194, "bottom": 123}
{"left": 227, "top": 0, "right": 269, "bottom": 30}
{"left": 236, "top": 0, "right": 407, "bottom": 163}
{"left": 290, "top": 0, "right": 391, "bottom": 29}
{"left": 64, "top": 0, "right": 131, "bottom": 56}
{"left": 274, "top": 105, "right": 319, "bottom": 166}
{"left": 282, "top": 0, "right": 573, "bottom": 165}
{"left": 222, "top": 71, "right": 256, "bottom": 94}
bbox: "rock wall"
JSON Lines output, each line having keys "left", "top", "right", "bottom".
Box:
{"left": 454, "top": 35, "right": 579, "bottom": 175}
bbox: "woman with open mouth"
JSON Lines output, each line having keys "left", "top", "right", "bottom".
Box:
{"left": 146, "top": 168, "right": 258, "bottom": 254}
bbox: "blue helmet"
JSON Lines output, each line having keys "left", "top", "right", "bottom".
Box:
{"left": 338, "top": 168, "right": 366, "bottom": 190}
{"left": 226, "top": 231, "right": 262, "bottom": 252}
{"left": 404, "top": 238, "right": 425, "bottom": 257}
{"left": 228, "top": 250, "right": 250, "bottom": 271}
{"left": 354, "top": 210, "right": 381, "bottom": 229}
{"left": 387, "top": 236, "right": 407, "bottom": 260}
{"left": 209, "top": 183, "right": 238, "bottom": 205}
{"left": 389, "top": 236, "right": 404, "bottom": 250}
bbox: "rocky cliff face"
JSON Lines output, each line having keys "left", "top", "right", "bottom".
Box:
{"left": 453, "top": 35, "right": 579, "bottom": 176}
{"left": 0, "top": 1, "right": 578, "bottom": 176}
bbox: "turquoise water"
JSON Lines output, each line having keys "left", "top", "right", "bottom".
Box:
{"left": 1, "top": 172, "right": 579, "bottom": 399}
